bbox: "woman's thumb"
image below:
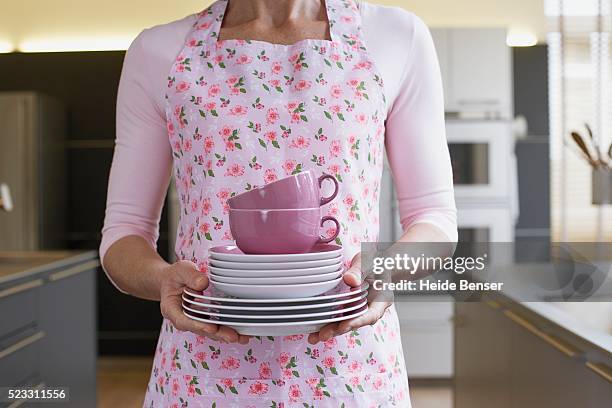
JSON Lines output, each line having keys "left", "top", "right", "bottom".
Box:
{"left": 176, "top": 260, "right": 209, "bottom": 290}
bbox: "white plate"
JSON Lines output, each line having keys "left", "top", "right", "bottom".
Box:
{"left": 208, "top": 256, "right": 342, "bottom": 270}
{"left": 209, "top": 269, "right": 342, "bottom": 285}
{"left": 184, "top": 282, "right": 368, "bottom": 304}
{"left": 181, "top": 291, "right": 368, "bottom": 312}
{"left": 209, "top": 262, "right": 343, "bottom": 278}
{"left": 183, "top": 305, "right": 369, "bottom": 336}
{"left": 209, "top": 244, "right": 343, "bottom": 263}
{"left": 210, "top": 276, "right": 342, "bottom": 299}
{"left": 182, "top": 298, "right": 367, "bottom": 320}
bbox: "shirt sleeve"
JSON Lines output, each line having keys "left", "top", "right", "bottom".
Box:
{"left": 384, "top": 13, "right": 458, "bottom": 242}
{"left": 100, "top": 30, "right": 173, "bottom": 268}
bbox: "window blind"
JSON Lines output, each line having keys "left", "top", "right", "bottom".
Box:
{"left": 547, "top": 0, "right": 612, "bottom": 241}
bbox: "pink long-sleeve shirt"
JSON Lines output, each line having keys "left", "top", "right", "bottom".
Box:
{"left": 100, "top": 2, "right": 457, "bottom": 265}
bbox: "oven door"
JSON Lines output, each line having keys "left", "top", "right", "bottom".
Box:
{"left": 447, "top": 121, "right": 514, "bottom": 200}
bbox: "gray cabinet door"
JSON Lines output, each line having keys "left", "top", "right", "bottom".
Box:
{"left": 455, "top": 302, "right": 513, "bottom": 408}
{"left": 39, "top": 267, "right": 97, "bottom": 407}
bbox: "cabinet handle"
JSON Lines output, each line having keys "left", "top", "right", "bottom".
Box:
{"left": 457, "top": 99, "right": 500, "bottom": 105}
{"left": 586, "top": 362, "right": 612, "bottom": 383}
{"left": 503, "top": 310, "right": 582, "bottom": 357}
{"left": 48, "top": 259, "right": 99, "bottom": 282}
{"left": 0, "top": 331, "right": 45, "bottom": 360}
{"left": 485, "top": 300, "right": 501, "bottom": 309}
{"left": 0, "top": 279, "right": 43, "bottom": 300}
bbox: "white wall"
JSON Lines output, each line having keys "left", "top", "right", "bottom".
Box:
{"left": 0, "top": 0, "right": 545, "bottom": 52}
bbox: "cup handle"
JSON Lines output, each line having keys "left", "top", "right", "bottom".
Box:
{"left": 319, "top": 174, "right": 339, "bottom": 206}
{"left": 318, "top": 216, "right": 340, "bottom": 244}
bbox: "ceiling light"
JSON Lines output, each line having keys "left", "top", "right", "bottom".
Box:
{"left": 507, "top": 32, "right": 538, "bottom": 47}
{"left": 0, "top": 40, "right": 14, "bottom": 53}
{"left": 18, "top": 36, "right": 133, "bottom": 53}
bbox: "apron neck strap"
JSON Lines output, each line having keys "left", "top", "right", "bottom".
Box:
{"left": 191, "top": 0, "right": 364, "bottom": 47}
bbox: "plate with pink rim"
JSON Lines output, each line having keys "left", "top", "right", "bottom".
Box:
{"left": 183, "top": 282, "right": 369, "bottom": 304}
{"left": 182, "top": 298, "right": 367, "bottom": 321}
{"left": 209, "top": 269, "right": 342, "bottom": 285}
{"left": 208, "top": 262, "right": 343, "bottom": 278}
{"left": 210, "top": 276, "right": 342, "bottom": 299}
{"left": 209, "top": 244, "right": 343, "bottom": 263}
{"left": 181, "top": 291, "right": 368, "bottom": 312}
{"left": 182, "top": 305, "right": 369, "bottom": 336}
{"left": 208, "top": 256, "right": 342, "bottom": 270}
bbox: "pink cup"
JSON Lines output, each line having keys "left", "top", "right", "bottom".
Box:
{"left": 228, "top": 208, "right": 340, "bottom": 254}
{"left": 227, "top": 170, "right": 339, "bottom": 209}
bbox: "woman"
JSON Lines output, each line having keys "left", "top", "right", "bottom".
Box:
{"left": 101, "top": 0, "right": 457, "bottom": 406}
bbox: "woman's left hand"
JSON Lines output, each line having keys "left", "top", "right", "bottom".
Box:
{"left": 307, "top": 253, "right": 392, "bottom": 344}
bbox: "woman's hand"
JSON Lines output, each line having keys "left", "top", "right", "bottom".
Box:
{"left": 159, "top": 260, "right": 251, "bottom": 344}
{"left": 307, "top": 253, "right": 392, "bottom": 344}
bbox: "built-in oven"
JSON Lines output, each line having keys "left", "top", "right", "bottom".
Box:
{"left": 447, "top": 120, "right": 516, "bottom": 201}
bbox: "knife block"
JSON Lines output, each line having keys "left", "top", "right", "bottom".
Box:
{"left": 592, "top": 168, "right": 612, "bottom": 205}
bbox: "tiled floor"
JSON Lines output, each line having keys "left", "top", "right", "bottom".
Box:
{"left": 97, "top": 357, "right": 453, "bottom": 408}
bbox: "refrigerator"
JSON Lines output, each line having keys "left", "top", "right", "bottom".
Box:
{"left": 0, "top": 92, "right": 66, "bottom": 250}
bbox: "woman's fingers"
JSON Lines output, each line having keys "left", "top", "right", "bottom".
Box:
{"left": 174, "top": 260, "right": 209, "bottom": 291}
{"left": 307, "top": 301, "right": 391, "bottom": 344}
{"left": 342, "top": 254, "right": 363, "bottom": 287}
{"left": 307, "top": 322, "right": 339, "bottom": 344}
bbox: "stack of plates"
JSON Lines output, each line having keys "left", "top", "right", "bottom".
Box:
{"left": 182, "top": 283, "right": 369, "bottom": 336}
{"left": 181, "top": 244, "right": 369, "bottom": 335}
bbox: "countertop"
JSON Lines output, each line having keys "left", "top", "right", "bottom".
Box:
{"left": 0, "top": 250, "right": 99, "bottom": 285}
{"left": 492, "top": 263, "right": 612, "bottom": 356}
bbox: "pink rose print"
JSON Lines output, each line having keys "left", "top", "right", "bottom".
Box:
{"left": 203, "top": 136, "right": 215, "bottom": 153}
{"left": 331, "top": 85, "right": 343, "bottom": 98}
{"left": 236, "top": 54, "right": 252, "bottom": 65}
{"left": 176, "top": 81, "right": 190, "bottom": 92}
{"left": 208, "top": 84, "right": 221, "bottom": 97}
{"left": 373, "top": 377, "right": 384, "bottom": 390}
{"left": 229, "top": 105, "right": 248, "bottom": 116}
{"left": 266, "top": 108, "right": 279, "bottom": 124}
{"left": 289, "top": 136, "right": 311, "bottom": 149}
{"left": 259, "top": 362, "right": 272, "bottom": 379}
{"left": 220, "top": 356, "right": 240, "bottom": 370}
{"left": 288, "top": 384, "right": 302, "bottom": 403}
{"left": 264, "top": 168, "right": 278, "bottom": 184}
{"left": 225, "top": 164, "right": 245, "bottom": 177}
{"left": 248, "top": 381, "right": 269, "bottom": 395}
{"left": 282, "top": 159, "right": 297, "bottom": 175}
{"left": 349, "top": 361, "right": 363, "bottom": 373}
{"left": 277, "top": 352, "right": 290, "bottom": 367}
{"left": 323, "top": 356, "right": 335, "bottom": 368}
{"left": 271, "top": 61, "right": 283, "bottom": 74}
{"left": 329, "top": 140, "right": 342, "bottom": 157}
{"left": 313, "top": 386, "right": 325, "bottom": 400}
{"left": 295, "top": 79, "right": 312, "bottom": 91}
{"left": 172, "top": 378, "right": 180, "bottom": 396}
{"left": 221, "top": 378, "right": 233, "bottom": 388}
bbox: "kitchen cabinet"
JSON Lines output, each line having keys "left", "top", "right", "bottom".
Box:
{"left": 431, "top": 28, "right": 513, "bottom": 119}
{"left": 455, "top": 299, "right": 612, "bottom": 408}
{"left": 396, "top": 297, "right": 454, "bottom": 378}
{"left": 0, "top": 251, "right": 97, "bottom": 407}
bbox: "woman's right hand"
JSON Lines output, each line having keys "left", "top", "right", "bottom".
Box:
{"left": 159, "top": 260, "right": 251, "bottom": 344}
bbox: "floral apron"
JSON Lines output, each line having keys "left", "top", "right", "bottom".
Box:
{"left": 145, "top": 0, "right": 411, "bottom": 406}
